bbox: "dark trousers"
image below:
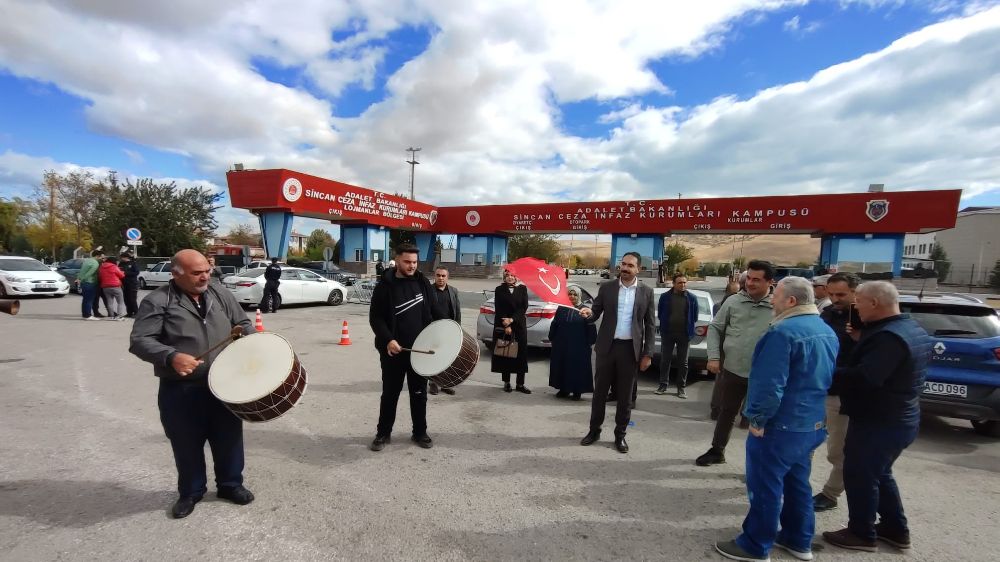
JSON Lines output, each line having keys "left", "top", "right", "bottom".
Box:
{"left": 261, "top": 283, "right": 279, "bottom": 312}
{"left": 712, "top": 370, "right": 749, "bottom": 451}
{"left": 123, "top": 280, "right": 139, "bottom": 316}
{"left": 501, "top": 372, "right": 525, "bottom": 386}
{"left": 590, "top": 340, "right": 638, "bottom": 438}
{"left": 80, "top": 282, "right": 97, "bottom": 318}
{"left": 736, "top": 429, "right": 827, "bottom": 557}
{"left": 91, "top": 283, "right": 109, "bottom": 314}
{"left": 843, "top": 421, "right": 918, "bottom": 540}
{"left": 376, "top": 353, "right": 428, "bottom": 437}
{"left": 158, "top": 380, "right": 244, "bottom": 498}
{"left": 659, "top": 332, "right": 690, "bottom": 387}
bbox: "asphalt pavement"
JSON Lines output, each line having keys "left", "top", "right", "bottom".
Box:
{"left": 1, "top": 287, "right": 998, "bottom": 561}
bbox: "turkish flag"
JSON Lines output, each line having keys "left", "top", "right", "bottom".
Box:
{"left": 506, "top": 257, "right": 572, "bottom": 307}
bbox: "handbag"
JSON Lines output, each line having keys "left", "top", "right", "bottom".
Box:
{"left": 494, "top": 331, "right": 519, "bottom": 358}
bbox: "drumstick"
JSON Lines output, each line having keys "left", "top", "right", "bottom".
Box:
{"left": 195, "top": 326, "right": 244, "bottom": 361}
{"left": 400, "top": 348, "right": 436, "bottom": 355}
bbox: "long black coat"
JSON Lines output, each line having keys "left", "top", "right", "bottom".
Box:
{"left": 548, "top": 305, "right": 596, "bottom": 394}
{"left": 491, "top": 283, "right": 529, "bottom": 374}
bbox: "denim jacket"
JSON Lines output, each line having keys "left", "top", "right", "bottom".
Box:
{"left": 743, "top": 305, "right": 839, "bottom": 432}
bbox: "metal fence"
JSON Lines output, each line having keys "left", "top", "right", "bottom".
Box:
{"left": 348, "top": 281, "right": 376, "bottom": 304}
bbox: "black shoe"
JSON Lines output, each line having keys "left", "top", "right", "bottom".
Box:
{"left": 441, "top": 387, "right": 455, "bottom": 395}
{"left": 715, "top": 539, "right": 769, "bottom": 561}
{"left": 428, "top": 383, "right": 440, "bottom": 395}
{"left": 677, "top": 387, "right": 687, "bottom": 399}
{"left": 412, "top": 433, "right": 433, "bottom": 449}
{"left": 654, "top": 384, "right": 669, "bottom": 395}
{"left": 615, "top": 437, "right": 629, "bottom": 454}
{"left": 580, "top": 430, "right": 601, "bottom": 446}
{"left": 696, "top": 448, "right": 726, "bottom": 466}
{"left": 555, "top": 390, "right": 570, "bottom": 398}
{"left": 171, "top": 495, "right": 202, "bottom": 519}
{"left": 813, "top": 492, "right": 838, "bottom": 512}
{"left": 515, "top": 385, "right": 532, "bottom": 394}
{"left": 570, "top": 393, "right": 581, "bottom": 401}
{"left": 217, "top": 485, "right": 254, "bottom": 505}
{"left": 503, "top": 383, "right": 512, "bottom": 393}
{"left": 370, "top": 435, "right": 390, "bottom": 451}
{"left": 875, "top": 522, "right": 911, "bottom": 550}
{"left": 93, "top": 312, "right": 105, "bottom": 318}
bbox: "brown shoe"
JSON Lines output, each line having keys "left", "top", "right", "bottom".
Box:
{"left": 875, "top": 523, "right": 911, "bottom": 550}
{"left": 823, "top": 528, "right": 877, "bottom": 552}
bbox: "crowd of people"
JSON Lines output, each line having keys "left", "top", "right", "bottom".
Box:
{"left": 77, "top": 249, "right": 140, "bottom": 320}
{"left": 122, "top": 245, "right": 931, "bottom": 560}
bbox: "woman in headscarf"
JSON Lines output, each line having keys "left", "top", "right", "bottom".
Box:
{"left": 491, "top": 269, "right": 530, "bottom": 393}
{"left": 547, "top": 287, "right": 595, "bottom": 400}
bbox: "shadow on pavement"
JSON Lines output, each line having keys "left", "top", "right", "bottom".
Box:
{"left": 0, "top": 479, "right": 173, "bottom": 527}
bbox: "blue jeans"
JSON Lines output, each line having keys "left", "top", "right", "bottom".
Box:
{"left": 843, "top": 421, "right": 918, "bottom": 540}
{"left": 80, "top": 282, "right": 97, "bottom": 317}
{"left": 736, "top": 428, "right": 827, "bottom": 557}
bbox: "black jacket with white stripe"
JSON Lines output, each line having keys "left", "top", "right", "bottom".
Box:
{"left": 369, "top": 267, "right": 434, "bottom": 354}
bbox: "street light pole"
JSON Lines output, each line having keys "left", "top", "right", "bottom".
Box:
{"left": 406, "top": 147, "right": 421, "bottom": 200}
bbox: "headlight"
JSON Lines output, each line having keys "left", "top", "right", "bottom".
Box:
{"left": 3, "top": 275, "right": 27, "bottom": 283}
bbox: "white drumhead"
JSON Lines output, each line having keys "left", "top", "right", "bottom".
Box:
{"left": 209, "top": 332, "right": 295, "bottom": 403}
{"left": 410, "top": 319, "right": 464, "bottom": 376}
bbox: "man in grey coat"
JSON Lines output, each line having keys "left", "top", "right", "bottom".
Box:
{"left": 579, "top": 252, "right": 656, "bottom": 454}
{"left": 428, "top": 266, "right": 461, "bottom": 396}
{"left": 129, "top": 249, "right": 255, "bottom": 519}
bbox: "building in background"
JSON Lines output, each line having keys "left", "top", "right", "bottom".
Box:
{"left": 902, "top": 231, "right": 937, "bottom": 270}
{"left": 933, "top": 207, "right": 1000, "bottom": 285}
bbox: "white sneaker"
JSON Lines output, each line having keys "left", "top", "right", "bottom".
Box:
{"left": 84, "top": 316, "right": 101, "bottom": 321}
{"left": 773, "top": 541, "right": 813, "bottom": 561}
{"left": 117, "top": 316, "right": 127, "bottom": 321}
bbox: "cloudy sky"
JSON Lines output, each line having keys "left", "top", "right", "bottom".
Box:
{"left": 1, "top": 0, "right": 999, "bottom": 237}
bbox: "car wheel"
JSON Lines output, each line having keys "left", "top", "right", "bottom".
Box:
{"left": 139, "top": 278, "right": 148, "bottom": 289}
{"left": 971, "top": 420, "right": 1000, "bottom": 437}
{"left": 327, "top": 289, "right": 343, "bottom": 306}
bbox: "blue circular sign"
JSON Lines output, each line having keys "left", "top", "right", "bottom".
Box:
{"left": 126, "top": 228, "right": 142, "bottom": 240}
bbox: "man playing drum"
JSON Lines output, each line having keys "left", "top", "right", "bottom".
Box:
{"left": 369, "top": 243, "right": 436, "bottom": 451}
{"left": 129, "top": 249, "right": 255, "bottom": 519}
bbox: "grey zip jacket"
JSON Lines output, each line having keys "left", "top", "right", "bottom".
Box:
{"left": 129, "top": 281, "right": 254, "bottom": 382}
{"left": 706, "top": 289, "right": 774, "bottom": 378}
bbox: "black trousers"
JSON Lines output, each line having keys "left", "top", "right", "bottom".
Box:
{"left": 91, "top": 284, "right": 109, "bottom": 314}
{"left": 158, "top": 380, "right": 244, "bottom": 498}
{"left": 590, "top": 340, "right": 638, "bottom": 438}
{"left": 712, "top": 370, "right": 749, "bottom": 451}
{"left": 261, "top": 283, "right": 280, "bottom": 312}
{"left": 501, "top": 372, "right": 526, "bottom": 386}
{"left": 123, "top": 280, "right": 139, "bottom": 316}
{"left": 376, "top": 353, "right": 428, "bottom": 437}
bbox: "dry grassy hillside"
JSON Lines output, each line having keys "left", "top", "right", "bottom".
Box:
{"left": 557, "top": 234, "right": 819, "bottom": 265}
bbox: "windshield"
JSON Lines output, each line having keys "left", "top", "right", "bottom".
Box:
{"left": 901, "top": 304, "right": 1000, "bottom": 338}
{"left": 0, "top": 258, "right": 52, "bottom": 272}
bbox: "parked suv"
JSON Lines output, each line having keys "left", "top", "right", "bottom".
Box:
{"left": 55, "top": 258, "right": 84, "bottom": 293}
{"left": 299, "top": 261, "right": 358, "bottom": 286}
{"left": 900, "top": 293, "right": 1000, "bottom": 437}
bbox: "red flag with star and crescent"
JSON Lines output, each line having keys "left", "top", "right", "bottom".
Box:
{"left": 506, "top": 257, "right": 572, "bottom": 307}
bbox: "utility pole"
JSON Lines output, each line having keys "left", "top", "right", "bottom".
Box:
{"left": 406, "top": 147, "right": 421, "bottom": 200}
{"left": 48, "top": 175, "right": 57, "bottom": 260}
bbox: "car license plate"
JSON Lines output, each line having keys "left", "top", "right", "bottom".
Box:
{"left": 923, "top": 382, "right": 967, "bottom": 398}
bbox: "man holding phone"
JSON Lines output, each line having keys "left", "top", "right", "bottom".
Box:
{"left": 813, "top": 272, "right": 861, "bottom": 511}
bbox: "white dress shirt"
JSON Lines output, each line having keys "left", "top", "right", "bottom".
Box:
{"left": 614, "top": 278, "right": 637, "bottom": 340}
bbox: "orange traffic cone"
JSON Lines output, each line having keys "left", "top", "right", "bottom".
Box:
{"left": 338, "top": 320, "right": 352, "bottom": 345}
{"left": 255, "top": 309, "right": 264, "bottom": 332}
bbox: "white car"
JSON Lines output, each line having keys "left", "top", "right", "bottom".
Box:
{"left": 223, "top": 267, "right": 348, "bottom": 308}
{"left": 0, "top": 256, "right": 71, "bottom": 297}
{"left": 138, "top": 261, "right": 173, "bottom": 289}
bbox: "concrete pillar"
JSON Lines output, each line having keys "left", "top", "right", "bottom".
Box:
{"left": 258, "top": 211, "right": 294, "bottom": 260}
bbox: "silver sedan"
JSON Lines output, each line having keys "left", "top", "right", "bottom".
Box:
{"left": 477, "top": 284, "right": 595, "bottom": 349}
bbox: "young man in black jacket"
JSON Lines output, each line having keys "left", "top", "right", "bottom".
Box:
{"left": 369, "top": 244, "right": 435, "bottom": 451}
{"left": 261, "top": 257, "right": 281, "bottom": 312}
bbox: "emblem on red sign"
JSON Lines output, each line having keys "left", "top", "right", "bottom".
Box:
{"left": 429, "top": 210, "right": 438, "bottom": 226}
{"left": 282, "top": 178, "right": 303, "bottom": 202}
{"left": 466, "top": 210, "right": 480, "bottom": 226}
{"left": 865, "top": 199, "right": 889, "bottom": 222}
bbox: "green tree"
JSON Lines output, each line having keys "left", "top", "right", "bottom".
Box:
{"left": 0, "top": 198, "right": 21, "bottom": 250}
{"left": 929, "top": 245, "right": 951, "bottom": 282}
{"left": 90, "top": 177, "right": 221, "bottom": 256}
{"left": 718, "top": 263, "right": 732, "bottom": 277}
{"left": 226, "top": 223, "right": 261, "bottom": 246}
{"left": 989, "top": 259, "right": 1000, "bottom": 290}
{"left": 795, "top": 261, "right": 813, "bottom": 268}
{"left": 701, "top": 262, "right": 718, "bottom": 276}
{"left": 389, "top": 229, "right": 416, "bottom": 254}
{"left": 508, "top": 234, "right": 561, "bottom": 262}
{"left": 304, "top": 229, "right": 336, "bottom": 261}
{"left": 733, "top": 256, "right": 747, "bottom": 270}
{"left": 38, "top": 170, "right": 106, "bottom": 247}
{"left": 663, "top": 242, "right": 694, "bottom": 273}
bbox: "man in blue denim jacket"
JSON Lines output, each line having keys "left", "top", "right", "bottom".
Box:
{"left": 716, "top": 276, "right": 838, "bottom": 562}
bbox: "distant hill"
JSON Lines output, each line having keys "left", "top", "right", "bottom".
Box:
{"left": 557, "top": 234, "right": 819, "bottom": 266}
